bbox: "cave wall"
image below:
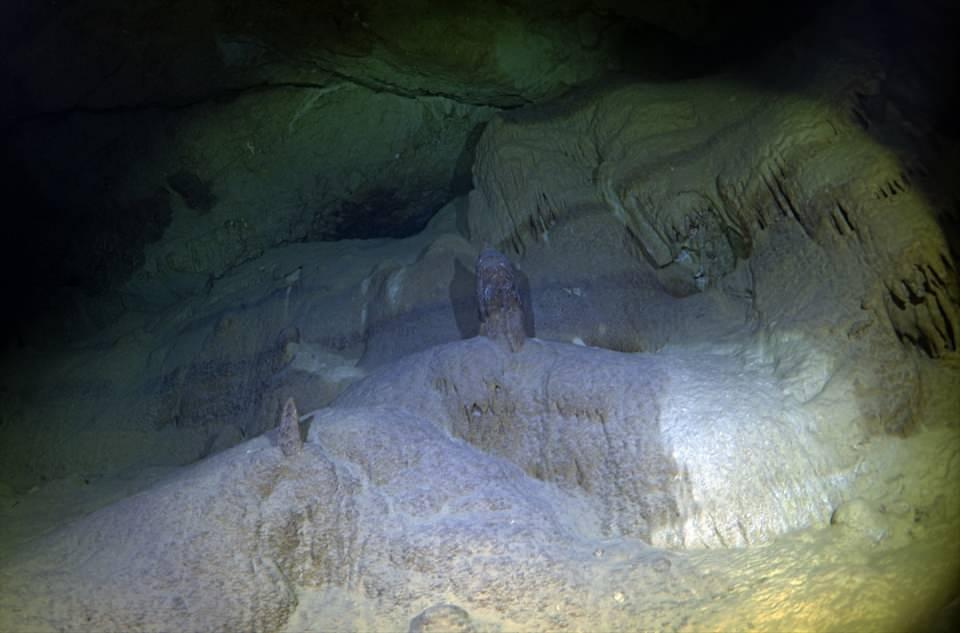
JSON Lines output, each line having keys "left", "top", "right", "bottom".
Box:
{"left": 462, "top": 7, "right": 959, "bottom": 433}
{"left": 0, "top": 0, "right": 958, "bottom": 492}
{"left": 0, "top": 0, "right": 630, "bottom": 346}
{"left": 0, "top": 0, "right": 838, "bottom": 346}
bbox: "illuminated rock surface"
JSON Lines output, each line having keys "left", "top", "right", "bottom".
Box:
{"left": 0, "top": 0, "right": 958, "bottom": 631}
{"left": 1, "top": 337, "right": 957, "bottom": 631}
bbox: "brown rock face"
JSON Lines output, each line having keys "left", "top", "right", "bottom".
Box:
{"left": 476, "top": 248, "right": 526, "bottom": 352}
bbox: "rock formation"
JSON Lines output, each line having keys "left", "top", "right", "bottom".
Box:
{"left": 1, "top": 337, "right": 957, "bottom": 631}
{"left": 0, "top": 1, "right": 958, "bottom": 631}
{"left": 475, "top": 247, "right": 526, "bottom": 352}
{"left": 278, "top": 397, "right": 302, "bottom": 458}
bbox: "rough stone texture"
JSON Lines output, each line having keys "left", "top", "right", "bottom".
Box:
{"left": 278, "top": 397, "right": 303, "bottom": 458}
{"left": 409, "top": 604, "right": 476, "bottom": 633}
{"left": 0, "top": 8, "right": 957, "bottom": 630}
{"left": 0, "top": 0, "right": 848, "bottom": 350}
{"left": 0, "top": 0, "right": 812, "bottom": 119}
{"left": 0, "top": 0, "right": 651, "bottom": 344}
{"left": 1, "top": 337, "right": 957, "bottom": 632}
{"left": 357, "top": 209, "right": 480, "bottom": 368}
{"left": 335, "top": 337, "right": 858, "bottom": 548}
{"left": 3, "top": 85, "right": 492, "bottom": 319}
{"left": 476, "top": 248, "right": 527, "bottom": 352}
{"left": 831, "top": 497, "right": 890, "bottom": 544}
{"left": 463, "top": 27, "right": 959, "bottom": 436}
{"left": 0, "top": 201, "right": 471, "bottom": 490}
{"left": 0, "top": 433, "right": 343, "bottom": 632}
{"left": 2, "top": 23, "right": 956, "bottom": 489}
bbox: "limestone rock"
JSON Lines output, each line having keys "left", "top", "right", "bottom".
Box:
{"left": 334, "top": 337, "right": 852, "bottom": 548}
{"left": 358, "top": 214, "right": 479, "bottom": 368}
{"left": 476, "top": 248, "right": 526, "bottom": 353}
{"left": 463, "top": 53, "right": 958, "bottom": 436}
{"left": 278, "top": 397, "right": 302, "bottom": 458}
{"left": 409, "top": 604, "right": 475, "bottom": 633}
{"left": 3, "top": 336, "right": 956, "bottom": 632}
{"left": 831, "top": 498, "right": 889, "bottom": 543}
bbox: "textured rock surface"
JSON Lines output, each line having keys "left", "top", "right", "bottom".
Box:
{"left": 0, "top": 0, "right": 851, "bottom": 347}
{"left": 2, "top": 21, "right": 956, "bottom": 489}
{"left": 0, "top": 0, "right": 772, "bottom": 343}
{"left": 0, "top": 3, "right": 958, "bottom": 628}
{"left": 3, "top": 84, "right": 492, "bottom": 325}
{"left": 1, "top": 337, "right": 957, "bottom": 632}
{"left": 335, "top": 337, "right": 857, "bottom": 548}
{"left": 409, "top": 604, "right": 476, "bottom": 633}
{"left": 476, "top": 248, "right": 527, "bottom": 352}
{"left": 0, "top": 0, "right": 818, "bottom": 118}
{"left": 278, "top": 397, "right": 303, "bottom": 458}
{"left": 463, "top": 32, "right": 958, "bottom": 435}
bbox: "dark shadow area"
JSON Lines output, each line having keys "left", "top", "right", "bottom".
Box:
{"left": 515, "top": 265, "right": 536, "bottom": 340}
{"left": 0, "top": 142, "right": 173, "bottom": 351}
{"left": 830, "top": 1, "right": 960, "bottom": 360}
{"left": 450, "top": 122, "right": 488, "bottom": 198}
{"left": 495, "top": 0, "right": 841, "bottom": 128}
{"left": 167, "top": 169, "right": 217, "bottom": 214}
{"left": 608, "top": 0, "right": 838, "bottom": 80}
{"left": 450, "top": 258, "right": 480, "bottom": 339}
{"left": 740, "top": 0, "right": 959, "bottom": 261}
{"left": 871, "top": 1, "right": 960, "bottom": 262}
{"left": 315, "top": 186, "right": 447, "bottom": 241}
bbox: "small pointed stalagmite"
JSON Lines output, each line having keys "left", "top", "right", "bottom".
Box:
{"left": 278, "top": 397, "right": 302, "bottom": 457}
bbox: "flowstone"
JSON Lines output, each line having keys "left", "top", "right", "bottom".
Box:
{"left": 334, "top": 336, "right": 856, "bottom": 548}
{"left": 0, "top": 337, "right": 956, "bottom": 632}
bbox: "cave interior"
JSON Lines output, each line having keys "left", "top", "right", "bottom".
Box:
{"left": 0, "top": 1, "right": 959, "bottom": 631}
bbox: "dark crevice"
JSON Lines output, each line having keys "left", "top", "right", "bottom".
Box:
{"left": 830, "top": 212, "right": 845, "bottom": 237}
{"left": 3, "top": 74, "right": 516, "bottom": 135}
{"left": 934, "top": 295, "right": 958, "bottom": 351}
{"left": 316, "top": 62, "right": 532, "bottom": 109}
{"left": 2, "top": 81, "right": 337, "bottom": 131}
{"left": 835, "top": 201, "right": 857, "bottom": 234}
{"left": 902, "top": 281, "right": 924, "bottom": 306}
{"left": 888, "top": 288, "right": 907, "bottom": 310}
{"left": 941, "top": 253, "right": 955, "bottom": 273}
{"left": 926, "top": 264, "right": 946, "bottom": 289}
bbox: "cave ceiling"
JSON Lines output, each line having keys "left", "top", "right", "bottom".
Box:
{"left": 0, "top": 0, "right": 852, "bottom": 340}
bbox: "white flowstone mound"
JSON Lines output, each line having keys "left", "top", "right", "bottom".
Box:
{"left": 0, "top": 336, "right": 954, "bottom": 633}
{"left": 334, "top": 336, "right": 859, "bottom": 548}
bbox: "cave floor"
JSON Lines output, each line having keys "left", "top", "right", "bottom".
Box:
{"left": 1, "top": 342, "right": 957, "bottom": 632}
